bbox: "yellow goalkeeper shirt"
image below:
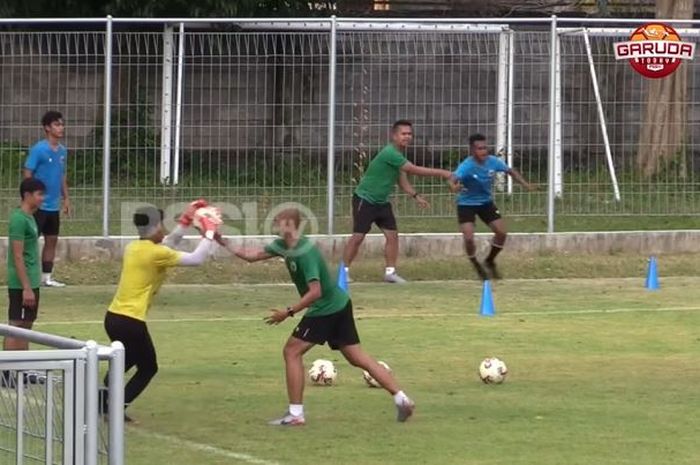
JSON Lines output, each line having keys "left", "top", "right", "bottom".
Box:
{"left": 108, "top": 240, "right": 182, "bottom": 321}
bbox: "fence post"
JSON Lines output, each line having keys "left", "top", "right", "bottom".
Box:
{"left": 102, "top": 16, "right": 113, "bottom": 238}
{"left": 84, "top": 341, "right": 99, "bottom": 465}
{"left": 326, "top": 16, "right": 337, "bottom": 235}
{"left": 160, "top": 25, "right": 175, "bottom": 185}
{"left": 108, "top": 341, "right": 125, "bottom": 465}
{"left": 173, "top": 22, "right": 186, "bottom": 186}
{"left": 547, "top": 15, "right": 558, "bottom": 233}
{"left": 495, "top": 28, "right": 509, "bottom": 192}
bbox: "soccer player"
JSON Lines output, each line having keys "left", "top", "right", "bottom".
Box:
{"left": 23, "top": 111, "right": 70, "bottom": 287}
{"left": 100, "top": 201, "right": 220, "bottom": 421}
{"left": 342, "top": 120, "right": 453, "bottom": 283}
{"left": 219, "top": 208, "right": 415, "bottom": 426}
{"left": 2, "top": 178, "right": 45, "bottom": 387}
{"left": 450, "top": 134, "right": 534, "bottom": 280}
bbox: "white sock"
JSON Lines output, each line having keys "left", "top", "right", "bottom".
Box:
{"left": 385, "top": 267, "right": 396, "bottom": 275}
{"left": 393, "top": 390, "right": 410, "bottom": 406}
{"left": 289, "top": 404, "right": 304, "bottom": 417}
{"left": 42, "top": 272, "right": 51, "bottom": 282}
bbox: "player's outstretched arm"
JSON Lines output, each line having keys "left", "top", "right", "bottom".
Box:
{"left": 507, "top": 168, "right": 536, "bottom": 191}
{"left": 398, "top": 171, "right": 430, "bottom": 208}
{"left": 447, "top": 174, "right": 462, "bottom": 193}
{"left": 401, "top": 162, "right": 453, "bottom": 180}
{"left": 214, "top": 234, "right": 272, "bottom": 263}
{"left": 177, "top": 238, "right": 215, "bottom": 266}
{"left": 265, "top": 281, "right": 321, "bottom": 325}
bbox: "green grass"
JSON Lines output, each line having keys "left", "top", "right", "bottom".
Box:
{"left": 5, "top": 277, "right": 700, "bottom": 465}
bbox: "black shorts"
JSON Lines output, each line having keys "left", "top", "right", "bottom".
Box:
{"left": 104, "top": 312, "right": 157, "bottom": 369}
{"left": 8, "top": 288, "right": 40, "bottom": 322}
{"left": 352, "top": 195, "right": 397, "bottom": 234}
{"left": 292, "top": 300, "right": 360, "bottom": 350}
{"left": 457, "top": 203, "right": 502, "bottom": 225}
{"left": 34, "top": 210, "right": 60, "bottom": 236}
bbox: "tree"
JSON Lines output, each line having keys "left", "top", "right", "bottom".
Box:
{"left": 0, "top": 0, "right": 334, "bottom": 18}
{"left": 637, "top": 0, "right": 694, "bottom": 177}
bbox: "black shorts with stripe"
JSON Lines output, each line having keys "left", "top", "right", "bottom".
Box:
{"left": 352, "top": 195, "right": 397, "bottom": 234}
{"left": 292, "top": 300, "right": 359, "bottom": 350}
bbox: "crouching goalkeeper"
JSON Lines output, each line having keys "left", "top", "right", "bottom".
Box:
{"left": 101, "top": 201, "right": 221, "bottom": 422}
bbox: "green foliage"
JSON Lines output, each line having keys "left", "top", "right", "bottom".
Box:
{"left": 0, "top": 142, "right": 26, "bottom": 188}
{"left": 0, "top": 0, "right": 334, "bottom": 18}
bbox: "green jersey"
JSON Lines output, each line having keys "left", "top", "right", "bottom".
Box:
{"left": 354, "top": 144, "right": 408, "bottom": 204}
{"left": 7, "top": 208, "right": 41, "bottom": 289}
{"left": 264, "top": 236, "right": 349, "bottom": 317}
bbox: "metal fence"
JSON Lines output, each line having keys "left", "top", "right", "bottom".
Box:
{"left": 0, "top": 324, "right": 124, "bottom": 465}
{"left": 1, "top": 16, "right": 700, "bottom": 236}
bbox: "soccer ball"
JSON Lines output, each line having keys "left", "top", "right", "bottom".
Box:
{"left": 478, "top": 357, "right": 508, "bottom": 384}
{"left": 192, "top": 206, "right": 223, "bottom": 231}
{"left": 308, "top": 359, "right": 337, "bottom": 386}
{"left": 362, "top": 361, "right": 391, "bottom": 388}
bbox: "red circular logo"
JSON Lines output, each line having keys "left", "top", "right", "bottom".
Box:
{"left": 627, "top": 23, "right": 683, "bottom": 79}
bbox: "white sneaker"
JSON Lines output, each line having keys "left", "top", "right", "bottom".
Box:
{"left": 43, "top": 278, "right": 66, "bottom": 288}
{"left": 268, "top": 412, "right": 305, "bottom": 426}
{"left": 396, "top": 398, "right": 415, "bottom": 422}
{"left": 384, "top": 273, "right": 407, "bottom": 284}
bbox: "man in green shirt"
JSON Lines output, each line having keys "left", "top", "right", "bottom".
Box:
{"left": 218, "top": 208, "right": 415, "bottom": 425}
{"left": 343, "top": 120, "right": 453, "bottom": 283}
{"left": 2, "top": 178, "right": 45, "bottom": 386}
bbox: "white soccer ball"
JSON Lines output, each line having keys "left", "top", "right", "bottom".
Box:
{"left": 479, "top": 357, "right": 508, "bottom": 384}
{"left": 362, "top": 361, "right": 391, "bottom": 388}
{"left": 308, "top": 359, "right": 337, "bottom": 386}
{"left": 192, "top": 206, "right": 222, "bottom": 231}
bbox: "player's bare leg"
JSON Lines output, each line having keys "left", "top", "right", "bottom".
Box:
{"left": 270, "top": 336, "right": 314, "bottom": 426}
{"left": 342, "top": 233, "right": 366, "bottom": 282}
{"left": 340, "top": 344, "right": 414, "bottom": 422}
{"left": 42, "top": 235, "right": 64, "bottom": 287}
{"left": 382, "top": 229, "right": 406, "bottom": 283}
{"left": 484, "top": 219, "right": 507, "bottom": 280}
{"left": 460, "top": 222, "right": 488, "bottom": 280}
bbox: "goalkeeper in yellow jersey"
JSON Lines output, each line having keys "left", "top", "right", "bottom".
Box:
{"left": 101, "top": 200, "right": 221, "bottom": 422}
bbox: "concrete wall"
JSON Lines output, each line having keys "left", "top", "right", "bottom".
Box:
{"left": 1, "top": 231, "right": 699, "bottom": 263}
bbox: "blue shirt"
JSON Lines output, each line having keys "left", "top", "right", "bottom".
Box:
{"left": 25, "top": 140, "right": 67, "bottom": 211}
{"left": 453, "top": 155, "right": 510, "bottom": 206}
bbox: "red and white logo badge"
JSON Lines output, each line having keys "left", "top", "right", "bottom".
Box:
{"left": 614, "top": 23, "right": 695, "bottom": 78}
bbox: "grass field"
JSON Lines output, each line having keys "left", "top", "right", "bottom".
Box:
{"left": 8, "top": 277, "right": 699, "bottom": 465}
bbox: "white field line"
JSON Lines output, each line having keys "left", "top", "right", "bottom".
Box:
{"left": 132, "top": 429, "right": 283, "bottom": 465}
{"left": 37, "top": 305, "right": 700, "bottom": 327}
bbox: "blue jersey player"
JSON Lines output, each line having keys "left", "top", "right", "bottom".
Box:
{"left": 450, "top": 134, "right": 534, "bottom": 280}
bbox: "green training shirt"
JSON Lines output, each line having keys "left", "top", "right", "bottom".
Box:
{"left": 265, "top": 236, "right": 349, "bottom": 317}
{"left": 7, "top": 207, "right": 40, "bottom": 289}
{"left": 354, "top": 144, "right": 408, "bottom": 204}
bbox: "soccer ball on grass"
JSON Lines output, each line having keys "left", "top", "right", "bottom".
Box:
{"left": 478, "top": 357, "right": 508, "bottom": 384}
{"left": 362, "top": 361, "right": 391, "bottom": 388}
{"left": 308, "top": 359, "right": 337, "bottom": 386}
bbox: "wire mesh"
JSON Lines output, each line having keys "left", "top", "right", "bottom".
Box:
{"left": 0, "top": 369, "right": 64, "bottom": 465}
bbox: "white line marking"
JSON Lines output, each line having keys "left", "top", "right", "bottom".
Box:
{"left": 37, "top": 305, "right": 700, "bottom": 327}
{"left": 132, "top": 429, "right": 283, "bottom": 465}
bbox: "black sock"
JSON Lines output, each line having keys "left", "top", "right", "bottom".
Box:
{"left": 486, "top": 244, "right": 503, "bottom": 263}
{"left": 42, "top": 261, "right": 54, "bottom": 273}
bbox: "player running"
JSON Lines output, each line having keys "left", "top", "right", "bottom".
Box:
{"left": 100, "top": 201, "right": 221, "bottom": 421}
{"left": 450, "top": 134, "right": 534, "bottom": 280}
{"left": 218, "top": 208, "right": 415, "bottom": 425}
{"left": 342, "top": 120, "right": 453, "bottom": 284}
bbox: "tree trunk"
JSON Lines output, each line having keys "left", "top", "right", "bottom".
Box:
{"left": 637, "top": 0, "right": 693, "bottom": 178}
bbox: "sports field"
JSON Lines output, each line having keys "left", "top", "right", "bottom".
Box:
{"left": 27, "top": 276, "right": 700, "bottom": 465}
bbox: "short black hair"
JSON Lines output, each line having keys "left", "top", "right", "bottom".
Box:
{"left": 133, "top": 206, "right": 164, "bottom": 237}
{"left": 41, "top": 111, "right": 63, "bottom": 128}
{"left": 392, "top": 120, "right": 413, "bottom": 132}
{"left": 468, "top": 133, "right": 487, "bottom": 146}
{"left": 20, "top": 177, "right": 45, "bottom": 199}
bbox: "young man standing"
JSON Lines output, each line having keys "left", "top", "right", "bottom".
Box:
{"left": 221, "top": 208, "right": 415, "bottom": 426}
{"left": 343, "top": 120, "right": 453, "bottom": 283}
{"left": 101, "top": 201, "right": 220, "bottom": 421}
{"left": 451, "top": 134, "right": 534, "bottom": 280}
{"left": 2, "top": 178, "right": 45, "bottom": 386}
{"left": 23, "top": 111, "right": 70, "bottom": 287}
